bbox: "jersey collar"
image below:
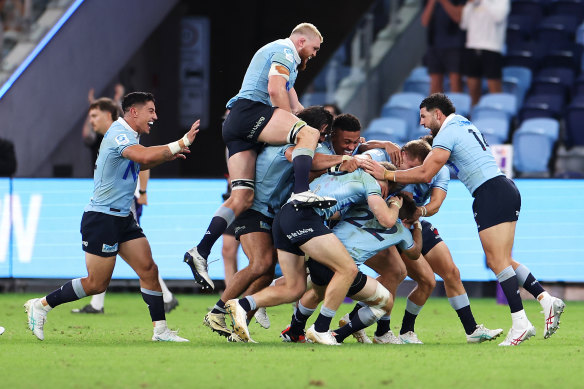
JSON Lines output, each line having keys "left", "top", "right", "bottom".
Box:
{"left": 282, "top": 38, "right": 301, "bottom": 65}
{"left": 439, "top": 113, "right": 456, "bottom": 132}
{"left": 116, "top": 117, "right": 139, "bottom": 138}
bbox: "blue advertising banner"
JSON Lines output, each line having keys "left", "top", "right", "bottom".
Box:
{"left": 1, "top": 178, "right": 583, "bottom": 282}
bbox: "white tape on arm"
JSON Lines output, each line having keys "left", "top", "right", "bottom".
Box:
{"left": 182, "top": 133, "right": 191, "bottom": 147}
{"left": 167, "top": 141, "right": 181, "bottom": 155}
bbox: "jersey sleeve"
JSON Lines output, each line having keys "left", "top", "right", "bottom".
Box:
{"left": 431, "top": 166, "right": 450, "bottom": 193}
{"left": 112, "top": 130, "right": 138, "bottom": 155}
{"left": 271, "top": 48, "right": 296, "bottom": 73}
{"left": 361, "top": 170, "right": 382, "bottom": 197}
{"left": 432, "top": 124, "right": 456, "bottom": 153}
{"left": 397, "top": 229, "right": 415, "bottom": 251}
{"left": 362, "top": 148, "right": 390, "bottom": 163}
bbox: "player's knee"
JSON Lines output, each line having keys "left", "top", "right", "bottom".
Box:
{"left": 364, "top": 283, "right": 391, "bottom": 319}
{"left": 84, "top": 277, "right": 108, "bottom": 295}
{"left": 442, "top": 265, "right": 461, "bottom": 284}
{"left": 228, "top": 182, "right": 255, "bottom": 210}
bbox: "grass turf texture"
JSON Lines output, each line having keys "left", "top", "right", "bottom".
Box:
{"left": 0, "top": 293, "right": 582, "bottom": 388}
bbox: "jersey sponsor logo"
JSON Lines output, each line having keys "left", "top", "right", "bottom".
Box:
{"left": 283, "top": 48, "right": 294, "bottom": 63}
{"left": 102, "top": 242, "right": 118, "bottom": 253}
{"left": 286, "top": 227, "right": 314, "bottom": 240}
{"left": 115, "top": 134, "right": 130, "bottom": 146}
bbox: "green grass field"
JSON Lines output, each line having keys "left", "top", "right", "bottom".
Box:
{"left": 0, "top": 293, "right": 582, "bottom": 388}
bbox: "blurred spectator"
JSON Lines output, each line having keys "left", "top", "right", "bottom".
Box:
{"left": 421, "top": 0, "right": 466, "bottom": 94}
{"left": 460, "top": 0, "right": 510, "bottom": 105}
{"left": 0, "top": 137, "right": 17, "bottom": 176}
{"left": 81, "top": 84, "right": 124, "bottom": 168}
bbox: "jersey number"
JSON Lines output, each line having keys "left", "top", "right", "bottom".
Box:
{"left": 468, "top": 129, "right": 489, "bottom": 150}
{"left": 344, "top": 207, "right": 397, "bottom": 241}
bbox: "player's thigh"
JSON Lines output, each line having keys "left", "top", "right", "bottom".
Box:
{"left": 227, "top": 149, "right": 257, "bottom": 182}
{"left": 479, "top": 221, "right": 516, "bottom": 271}
{"left": 240, "top": 231, "right": 275, "bottom": 269}
{"left": 424, "top": 241, "right": 458, "bottom": 279}
{"left": 365, "top": 247, "right": 406, "bottom": 280}
{"left": 300, "top": 233, "right": 356, "bottom": 273}
{"left": 118, "top": 237, "right": 157, "bottom": 278}
{"left": 277, "top": 250, "right": 307, "bottom": 292}
{"left": 403, "top": 253, "right": 434, "bottom": 284}
{"left": 85, "top": 252, "right": 116, "bottom": 286}
{"left": 257, "top": 108, "right": 301, "bottom": 144}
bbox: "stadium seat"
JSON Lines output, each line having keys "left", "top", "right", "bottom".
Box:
{"left": 363, "top": 117, "right": 409, "bottom": 144}
{"left": 446, "top": 92, "right": 472, "bottom": 117}
{"left": 470, "top": 93, "right": 518, "bottom": 121}
{"left": 502, "top": 66, "right": 532, "bottom": 104}
{"left": 549, "top": 0, "right": 584, "bottom": 20}
{"left": 536, "top": 15, "right": 580, "bottom": 46}
{"left": 403, "top": 78, "right": 430, "bottom": 95}
{"left": 513, "top": 118, "right": 560, "bottom": 175}
{"left": 407, "top": 66, "right": 429, "bottom": 81}
{"left": 473, "top": 117, "right": 510, "bottom": 145}
{"left": 518, "top": 93, "right": 565, "bottom": 121}
{"left": 564, "top": 100, "right": 584, "bottom": 146}
{"left": 511, "top": 0, "right": 545, "bottom": 24}
{"left": 385, "top": 92, "right": 425, "bottom": 109}
{"left": 380, "top": 105, "right": 421, "bottom": 139}
{"left": 506, "top": 14, "right": 536, "bottom": 47}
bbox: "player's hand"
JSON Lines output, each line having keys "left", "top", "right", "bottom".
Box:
{"left": 361, "top": 159, "right": 387, "bottom": 180}
{"left": 186, "top": 119, "right": 200, "bottom": 145}
{"left": 385, "top": 142, "right": 402, "bottom": 167}
{"left": 340, "top": 158, "right": 359, "bottom": 173}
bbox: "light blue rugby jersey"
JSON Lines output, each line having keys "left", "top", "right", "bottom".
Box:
{"left": 253, "top": 143, "right": 330, "bottom": 218}
{"left": 402, "top": 166, "right": 450, "bottom": 206}
{"left": 334, "top": 205, "right": 414, "bottom": 265}
{"left": 251, "top": 144, "right": 294, "bottom": 218}
{"left": 362, "top": 148, "right": 390, "bottom": 163}
{"left": 84, "top": 118, "right": 140, "bottom": 217}
{"left": 226, "top": 38, "right": 300, "bottom": 108}
{"left": 309, "top": 169, "right": 382, "bottom": 220}
{"left": 432, "top": 114, "right": 503, "bottom": 194}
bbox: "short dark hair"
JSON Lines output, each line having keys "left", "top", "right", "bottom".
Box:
{"left": 332, "top": 113, "right": 361, "bottom": 133}
{"left": 402, "top": 139, "right": 431, "bottom": 162}
{"left": 420, "top": 93, "right": 455, "bottom": 116}
{"left": 89, "top": 97, "right": 119, "bottom": 121}
{"left": 297, "top": 105, "right": 333, "bottom": 133}
{"left": 393, "top": 192, "right": 417, "bottom": 220}
{"left": 122, "top": 92, "right": 155, "bottom": 113}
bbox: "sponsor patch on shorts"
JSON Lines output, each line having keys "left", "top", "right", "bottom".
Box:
{"left": 102, "top": 242, "right": 118, "bottom": 253}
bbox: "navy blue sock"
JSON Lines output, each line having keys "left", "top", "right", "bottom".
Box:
{"left": 348, "top": 303, "right": 362, "bottom": 320}
{"left": 197, "top": 217, "right": 228, "bottom": 259}
{"left": 292, "top": 154, "right": 312, "bottom": 193}
{"left": 456, "top": 306, "right": 478, "bottom": 335}
{"left": 141, "top": 289, "right": 165, "bottom": 322}
{"left": 314, "top": 313, "right": 333, "bottom": 333}
{"left": 334, "top": 314, "right": 367, "bottom": 343}
{"left": 290, "top": 313, "right": 309, "bottom": 335}
{"left": 375, "top": 316, "right": 391, "bottom": 337}
{"left": 238, "top": 298, "right": 252, "bottom": 312}
{"left": 400, "top": 311, "right": 417, "bottom": 335}
{"left": 521, "top": 273, "right": 545, "bottom": 298}
{"left": 499, "top": 278, "right": 524, "bottom": 313}
{"left": 211, "top": 299, "right": 226, "bottom": 314}
{"left": 45, "top": 280, "right": 84, "bottom": 308}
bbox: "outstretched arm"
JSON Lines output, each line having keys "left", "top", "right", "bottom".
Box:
{"left": 123, "top": 120, "right": 200, "bottom": 170}
{"left": 362, "top": 148, "right": 450, "bottom": 184}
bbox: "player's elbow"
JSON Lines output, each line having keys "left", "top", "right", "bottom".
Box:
{"left": 377, "top": 214, "right": 397, "bottom": 229}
